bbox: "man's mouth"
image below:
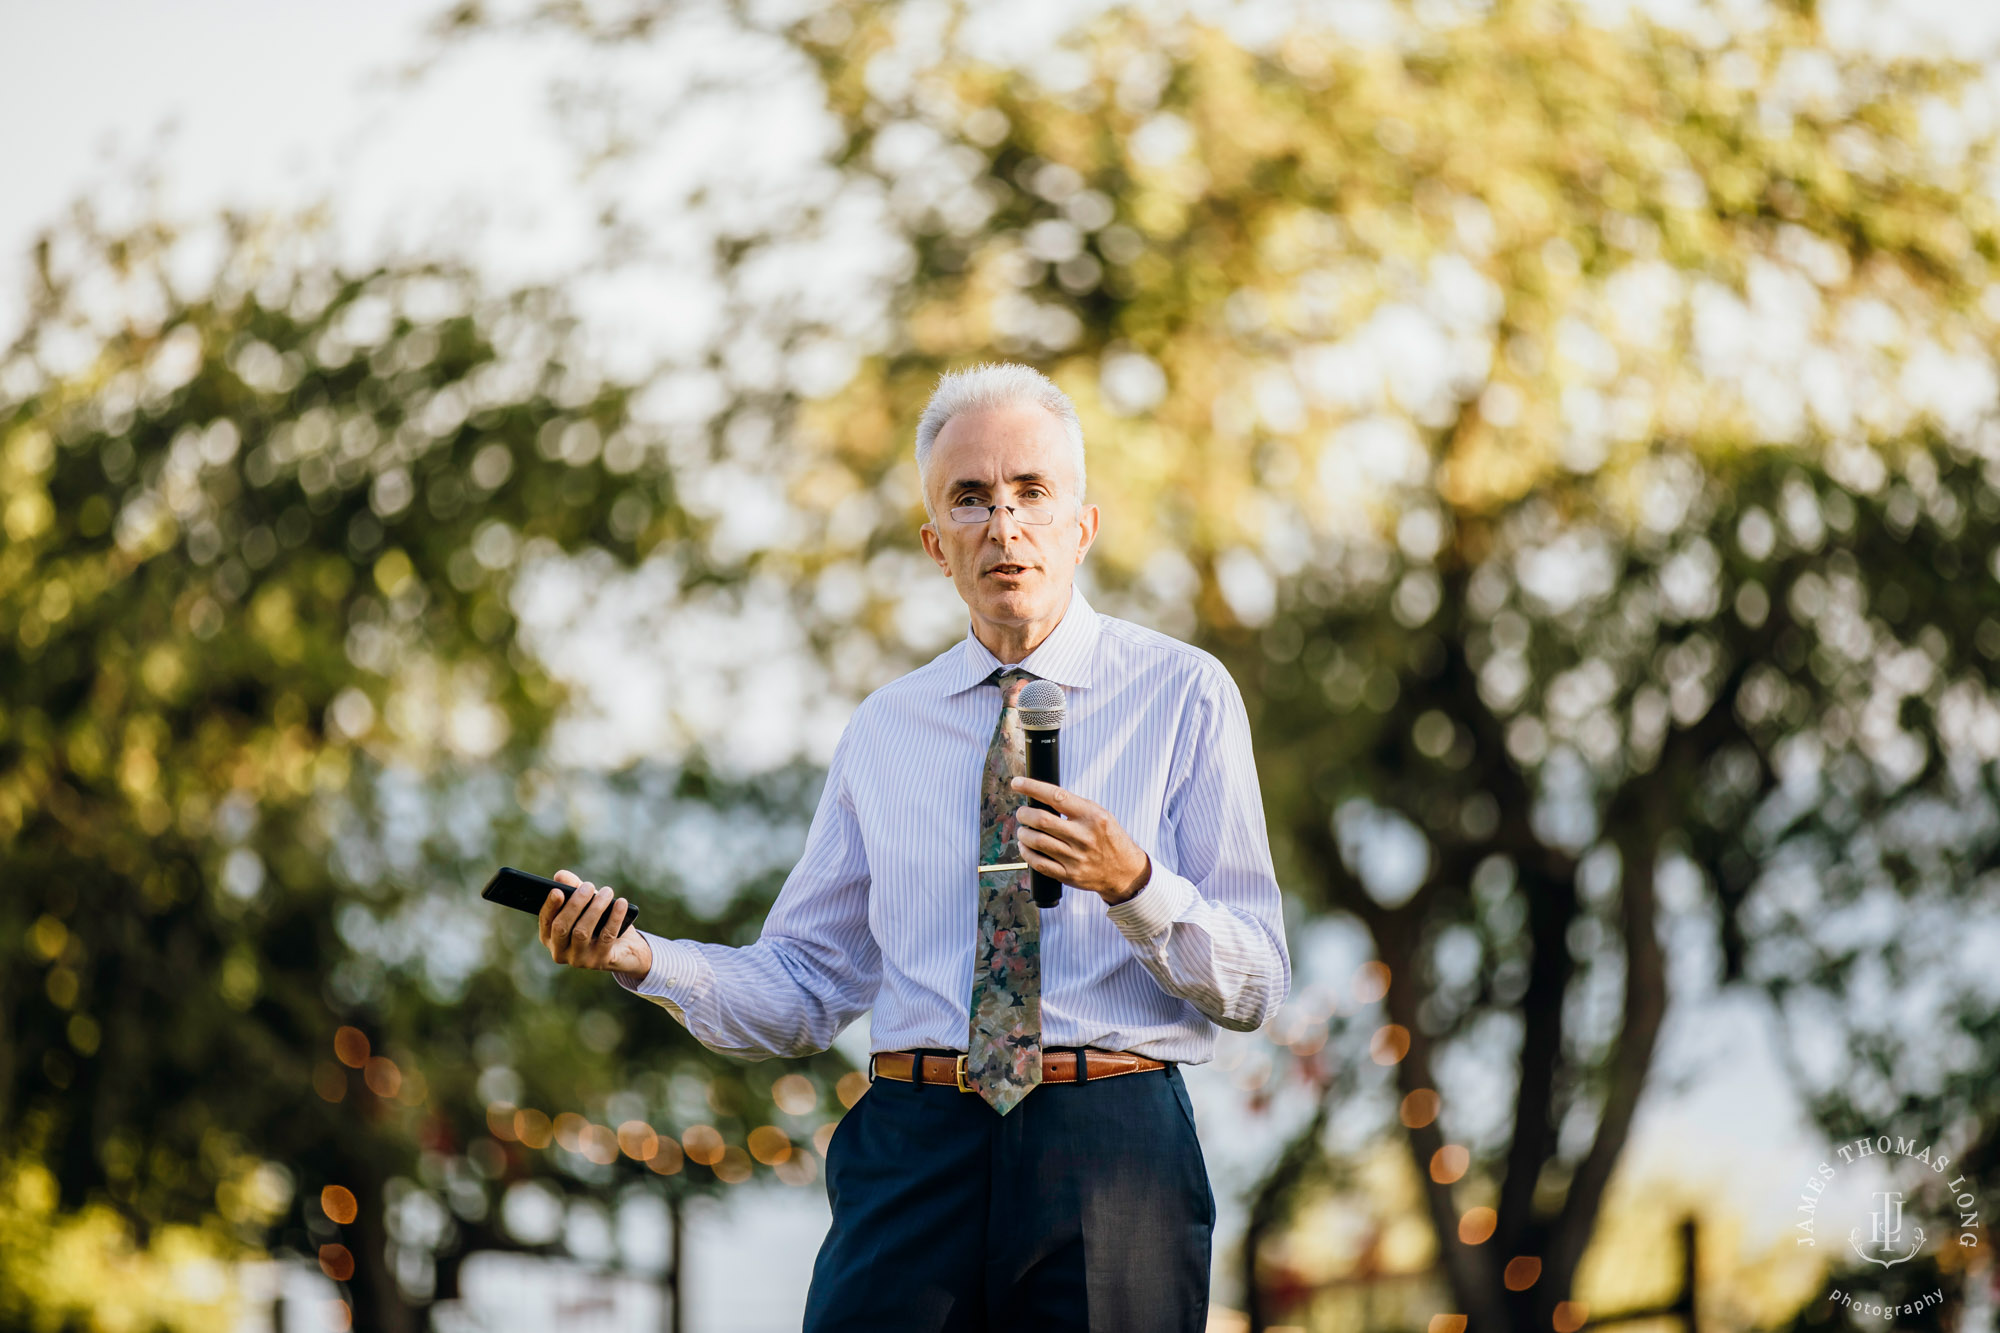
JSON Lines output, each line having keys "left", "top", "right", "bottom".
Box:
{"left": 986, "top": 563, "right": 1031, "bottom": 578}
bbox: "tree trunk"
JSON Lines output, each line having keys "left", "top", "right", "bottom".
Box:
{"left": 666, "top": 1187, "right": 684, "bottom": 1333}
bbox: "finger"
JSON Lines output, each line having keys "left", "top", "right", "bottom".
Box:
{"left": 552, "top": 882, "right": 594, "bottom": 935}
{"left": 553, "top": 869, "right": 581, "bottom": 887}
{"left": 1022, "top": 845, "right": 1067, "bottom": 877}
{"left": 1021, "top": 819, "right": 1087, "bottom": 856}
{"left": 1010, "top": 776, "right": 1065, "bottom": 806}
{"left": 537, "top": 888, "right": 564, "bottom": 943}
{"left": 577, "top": 886, "right": 612, "bottom": 942}
{"left": 1018, "top": 829, "right": 1074, "bottom": 870}
{"left": 603, "top": 898, "right": 628, "bottom": 945}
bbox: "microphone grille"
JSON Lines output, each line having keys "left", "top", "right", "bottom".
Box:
{"left": 1017, "top": 679, "right": 1066, "bottom": 730}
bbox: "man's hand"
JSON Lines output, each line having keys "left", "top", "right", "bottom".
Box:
{"left": 540, "top": 869, "right": 653, "bottom": 980}
{"left": 1010, "top": 777, "right": 1152, "bottom": 905}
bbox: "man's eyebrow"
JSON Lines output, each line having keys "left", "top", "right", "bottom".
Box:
{"left": 947, "top": 471, "right": 1056, "bottom": 493}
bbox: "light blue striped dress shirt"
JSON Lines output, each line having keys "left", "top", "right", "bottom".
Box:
{"left": 615, "top": 586, "right": 1291, "bottom": 1065}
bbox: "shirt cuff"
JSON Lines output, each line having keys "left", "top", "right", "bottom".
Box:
{"left": 1104, "top": 858, "right": 1194, "bottom": 942}
{"left": 613, "top": 930, "right": 700, "bottom": 999}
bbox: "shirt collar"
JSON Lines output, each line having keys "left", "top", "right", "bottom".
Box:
{"left": 944, "top": 585, "right": 1100, "bottom": 695}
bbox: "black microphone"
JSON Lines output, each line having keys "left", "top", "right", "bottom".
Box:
{"left": 1018, "top": 680, "right": 1067, "bottom": 908}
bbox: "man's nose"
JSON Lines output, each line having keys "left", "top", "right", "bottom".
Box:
{"left": 986, "top": 505, "right": 1028, "bottom": 538}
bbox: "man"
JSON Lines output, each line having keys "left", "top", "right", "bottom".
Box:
{"left": 539, "top": 362, "right": 1290, "bottom": 1331}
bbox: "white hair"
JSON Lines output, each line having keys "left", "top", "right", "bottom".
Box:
{"left": 913, "top": 362, "right": 1085, "bottom": 520}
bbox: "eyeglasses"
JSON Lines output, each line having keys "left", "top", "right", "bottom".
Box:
{"left": 947, "top": 504, "right": 1056, "bottom": 526}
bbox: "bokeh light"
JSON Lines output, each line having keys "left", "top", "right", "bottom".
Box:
{"left": 514, "top": 1109, "right": 553, "bottom": 1150}
{"left": 1553, "top": 1300, "right": 1589, "bottom": 1331}
{"left": 617, "top": 1120, "right": 659, "bottom": 1161}
{"left": 362, "top": 1056, "right": 401, "bottom": 1099}
{"left": 318, "top": 1244, "right": 354, "bottom": 1282}
{"left": 1369, "top": 1024, "right": 1410, "bottom": 1066}
{"left": 1351, "top": 961, "right": 1391, "bottom": 1004}
{"left": 835, "top": 1072, "right": 869, "bottom": 1108}
{"left": 313, "top": 1062, "right": 347, "bottom": 1104}
{"left": 553, "top": 1112, "right": 589, "bottom": 1153}
{"left": 713, "top": 1147, "right": 753, "bottom": 1184}
{"left": 579, "top": 1123, "right": 619, "bottom": 1165}
{"left": 646, "top": 1136, "right": 685, "bottom": 1176}
{"left": 748, "top": 1125, "right": 793, "bottom": 1166}
{"left": 1399, "top": 1088, "right": 1440, "bottom": 1128}
{"left": 332, "top": 1027, "right": 369, "bottom": 1069}
{"left": 774, "top": 1153, "right": 818, "bottom": 1187}
{"left": 681, "top": 1125, "right": 725, "bottom": 1167}
{"left": 771, "top": 1074, "right": 818, "bottom": 1116}
{"left": 320, "top": 1186, "right": 358, "bottom": 1226}
{"left": 1458, "top": 1207, "right": 1497, "bottom": 1245}
{"left": 1428, "top": 1317, "right": 1468, "bottom": 1333}
{"left": 1504, "top": 1256, "right": 1543, "bottom": 1291}
{"left": 1429, "top": 1145, "right": 1469, "bottom": 1185}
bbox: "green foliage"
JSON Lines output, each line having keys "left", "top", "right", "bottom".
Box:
{"left": 0, "top": 216, "right": 843, "bottom": 1330}
{"left": 681, "top": 0, "right": 2000, "bottom": 1322}
{"left": 766, "top": 5, "right": 2000, "bottom": 1324}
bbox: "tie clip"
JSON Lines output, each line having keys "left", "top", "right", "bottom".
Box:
{"left": 976, "top": 861, "right": 1029, "bottom": 874}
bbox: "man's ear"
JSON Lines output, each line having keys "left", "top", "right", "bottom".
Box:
{"left": 919, "top": 520, "right": 952, "bottom": 576}
{"left": 1072, "top": 502, "right": 1101, "bottom": 566}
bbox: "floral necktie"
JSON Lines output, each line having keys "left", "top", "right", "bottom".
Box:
{"left": 967, "top": 667, "right": 1043, "bottom": 1115}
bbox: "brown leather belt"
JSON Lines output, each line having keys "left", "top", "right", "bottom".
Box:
{"left": 870, "top": 1049, "right": 1165, "bottom": 1092}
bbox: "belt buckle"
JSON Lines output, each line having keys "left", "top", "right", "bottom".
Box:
{"left": 954, "top": 1054, "right": 972, "bottom": 1093}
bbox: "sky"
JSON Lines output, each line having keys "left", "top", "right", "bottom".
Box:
{"left": 6, "top": 1, "right": 1997, "bottom": 1330}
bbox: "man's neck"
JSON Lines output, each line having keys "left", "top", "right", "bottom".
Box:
{"left": 971, "top": 588, "right": 1074, "bottom": 664}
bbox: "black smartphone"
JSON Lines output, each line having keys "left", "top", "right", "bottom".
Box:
{"left": 481, "top": 866, "right": 640, "bottom": 938}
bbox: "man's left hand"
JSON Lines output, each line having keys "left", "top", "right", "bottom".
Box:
{"left": 1011, "top": 777, "right": 1151, "bottom": 905}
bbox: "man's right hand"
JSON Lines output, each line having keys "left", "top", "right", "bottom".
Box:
{"left": 539, "top": 869, "right": 653, "bottom": 981}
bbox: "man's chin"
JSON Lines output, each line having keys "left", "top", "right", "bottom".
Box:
{"left": 971, "top": 581, "right": 1053, "bottom": 622}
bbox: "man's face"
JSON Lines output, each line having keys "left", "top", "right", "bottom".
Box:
{"left": 918, "top": 402, "right": 1100, "bottom": 633}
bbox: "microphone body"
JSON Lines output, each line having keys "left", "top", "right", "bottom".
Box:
{"left": 1016, "top": 679, "right": 1069, "bottom": 909}
{"left": 1025, "top": 728, "right": 1062, "bottom": 907}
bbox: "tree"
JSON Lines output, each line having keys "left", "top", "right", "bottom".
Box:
{"left": 0, "top": 212, "right": 851, "bottom": 1331}
{"left": 441, "top": 0, "right": 2000, "bottom": 1325}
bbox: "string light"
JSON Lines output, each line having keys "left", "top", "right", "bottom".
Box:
{"left": 1370, "top": 1024, "right": 1410, "bottom": 1065}
{"left": 748, "top": 1126, "right": 793, "bottom": 1166}
{"left": 318, "top": 1244, "right": 355, "bottom": 1282}
{"left": 681, "top": 1125, "right": 725, "bottom": 1167}
{"left": 1400, "top": 1088, "right": 1440, "bottom": 1128}
{"left": 1459, "top": 1207, "right": 1497, "bottom": 1245}
{"left": 362, "top": 1056, "right": 401, "bottom": 1098}
{"left": 320, "top": 1185, "right": 358, "bottom": 1225}
{"left": 617, "top": 1121, "right": 659, "bottom": 1161}
{"left": 1430, "top": 1145, "right": 1469, "bottom": 1184}
{"left": 772, "top": 1074, "right": 818, "bottom": 1115}
{"left": 656, "top": 1128, "right": 696, "bottom": 1176}
{"left": 333, "top": 1027, "right": 369, "bottom": 1069}
{"left": 646, "top": 1137, "right": 685, "bottom": 1176}
{"left": 514, "top": 1109, "right": 553, "bottom": 1149}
